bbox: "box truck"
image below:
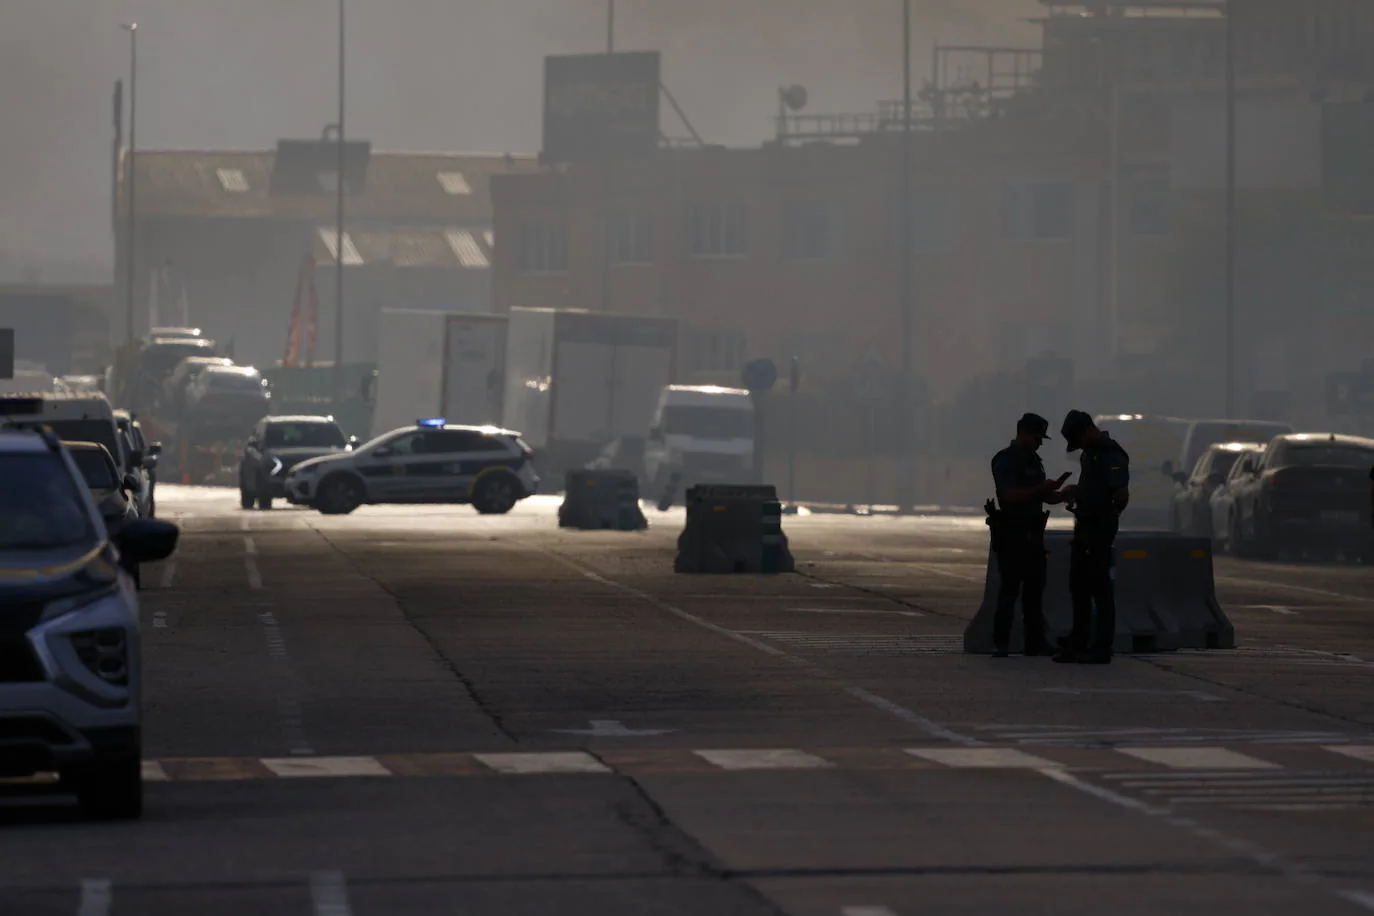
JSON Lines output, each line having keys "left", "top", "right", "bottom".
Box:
{"left": 371, "top": 310, "right": 508, "bottom": 438}
{"left": 502, "top": 308, "right": 678, "bottom": 479}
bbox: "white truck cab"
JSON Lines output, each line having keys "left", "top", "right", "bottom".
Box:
{"left": 644, "top": 385, "right": 755, "bottom": 490}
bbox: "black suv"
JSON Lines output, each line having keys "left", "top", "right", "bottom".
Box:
{"left": 239, "top": 415, "right": 354, "bottom": 510}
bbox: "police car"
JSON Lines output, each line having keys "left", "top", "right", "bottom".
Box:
{"left": 284, "top": 419, "right": 539, "bottom": 516}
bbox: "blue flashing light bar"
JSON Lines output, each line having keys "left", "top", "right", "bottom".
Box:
{"left": 417, "top": 417, "right": 447, "bottom": 428}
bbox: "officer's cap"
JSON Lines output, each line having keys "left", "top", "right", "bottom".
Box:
{"left": 1016, "top": 413, "right": 1050, "bottom": 440}
{"left": 1061, "top": 409, "right": 1095, "bottom": 451}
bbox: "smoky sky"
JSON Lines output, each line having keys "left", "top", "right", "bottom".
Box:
{"left": 0, "top": 0, "right": 1036, "bottom": 273}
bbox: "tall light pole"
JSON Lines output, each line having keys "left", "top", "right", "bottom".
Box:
{"left": 334, "top": 0, "right": 346, "bottom": 399}
{"left": 1224, "top": 0, "right": 1237, "bottom": 417}
{"left": 897, "top": 0, "right": 914, "bottom": 511}
{"left": 121, "top": 23, "right": 138, "bottom": 345}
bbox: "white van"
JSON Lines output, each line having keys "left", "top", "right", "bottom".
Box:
{"left": 645, "top": 385, "right": 755, "bottom": 489}
{"left": 1091, "top": 413, "right": 1193, "bottom": 529}
{"left": 0, "top": 392, "right": 132, "bottom": 476}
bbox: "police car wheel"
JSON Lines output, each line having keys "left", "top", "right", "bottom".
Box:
{"left": 316, "top": 475, "right": 363, "bottom": 515}
{"left": 472, "top": 473, "right": 519, "bottom": 515}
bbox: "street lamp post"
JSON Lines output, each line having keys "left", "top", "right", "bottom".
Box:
{"left": 1224, "top": 0, "right": 1237, "bottom": 417}
{"left": 334, "top": 0, "right": 346, "bottom": 401}
{"left": 897, "top": 0, "right": 915, "bottom": 511}
{"left": 121, "top": 23, "right": 138, "bottom": 345}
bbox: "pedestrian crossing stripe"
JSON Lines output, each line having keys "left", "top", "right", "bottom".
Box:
{"left": 5, "top": 744, "right": 1368, "bottom": 785}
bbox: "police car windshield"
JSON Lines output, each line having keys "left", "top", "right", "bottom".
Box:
{"left": 70, "top": 448, "right": 118, "bottom": 490}
{"left": 0, "top": 454, "right": 98, "bottom": 550}
{"left": 264, "top": 422, "right": 345, "bottom": 449}
{"left": 662, "top": 406, "right": 753, "bottom": 440}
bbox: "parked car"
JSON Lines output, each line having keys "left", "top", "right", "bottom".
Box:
{"left": 1210, "top": 450, "right": 1259, "bottom": 554}
{"left": 1170, "top": 442, "right": 1263, "bottom": 537}
{"left": 1168, "top": 419, "right": 1294, "bottom": 485}
{"left": 0, "top": 427, "right": 179, "bottom": 819}
{"left": 65, "top": 441, "right": 144, "bottom": 585}
{"left": 239, "top": 415, "right": 354, "bottom": 510}
{"left": 1226, "top": 433, "right": 1374, "bottom": 560}
{"left": 114, "top": 410, "right": 159, "bottom": 517}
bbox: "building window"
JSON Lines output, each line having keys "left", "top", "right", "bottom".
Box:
{"left": 607, "top": 210, "right": 655, "bottom": 265}
{"left": 687, "top": 330, "right": 747, "bottom": 373}
{"left": 516, "top": 221, "right": 568, "bottom": 273}
{"left": 688, "top": 202, "right": 747, "bottom": 257}
{"left": 1128, "top": 173, "right": 1171, "bottom": 236}
{"left": 1002, "top": 182, "right": 1073, "bottom": 240}
{"left": 889, "top": 188, "right": 956, "bottom": 252}
{"left": 783, "top": 200, "right": 838, "bottom": 260}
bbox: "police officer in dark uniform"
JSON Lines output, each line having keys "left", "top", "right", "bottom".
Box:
{"left": 988, "top": 413, "right": 1067, "bottom": 658}
{"left": 1055, "top": 410, "right": 1130, "bottom": 664}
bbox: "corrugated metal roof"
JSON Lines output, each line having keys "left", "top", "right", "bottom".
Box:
{"left": 309, "top": 226, "right": 494, "bottom": 271}
{"left": 125, "top": 149, "right": 538, "bottom": 221}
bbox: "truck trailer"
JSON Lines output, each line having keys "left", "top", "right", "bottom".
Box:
{"left": 371, "top": 309, "right": 508, "bottom": 439}
{"left": 502, "top": 308, "right": 678, "bottom": 481}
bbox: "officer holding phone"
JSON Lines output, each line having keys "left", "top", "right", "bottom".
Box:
{"left": 988, "top": 413, "right": 1069, "bottom": 658}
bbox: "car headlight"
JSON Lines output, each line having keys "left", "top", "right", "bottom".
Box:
{"left": 70, "top": 627, "right": 130, "bottom": 686}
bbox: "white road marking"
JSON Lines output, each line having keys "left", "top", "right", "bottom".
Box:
{"left": 310, "top": 871, "right": 352, "bottom": 916}
{"left": 1238, "top": 604, "right": 1298, "bottom": 615}
{"left": 261, "top": 756, "right": 391, "bottom": 778}
{"left": 1036, "top": 687, "right": 1226, "bottom": 702}
{"left": 1325, "top": 745, "right": 1374, "bottom": 764}
{"left": 152, "top": 612, "right": 167, "bottom": 629}
{"left": 241, "top": 514, "right": 250, "bottom": 531}
{"left": 906, "top": 747, "right": 1063, "bottom": 769}
{"left": 1118, "top": 747, "right": 1281, "bottom": 770}
{"left": 474, "top": 751, "right": 611, "bottom": 775}
{"left": 140, "top": 760, "right": 170, "bottom": 782}
{"left": 78, "top": 879, "right": 112, "bottom": 916}
{"left": 842, "top": 908, "right": 899, "bottom": 916}
{"left": 245, "top": 536, "right": 263, "bottom": 590}
{"left": 695, "top": 748, "right": 834, "bottom": 770}
{"left": 258, "top": 611, "right": 313, "bottom": 756}
{"left": 1216, "top": 575, "right": 1374, "bottom": 606}
{"left": 159, "top": 559, "right": 176, "bottom": 589}
{"left": 549, "top": 720, "right": 676, "bottom": 737}
{"left": 532, "top": 546, "right": 982, "bottom": 746}
{"left": 1339, "top": 890, "right": 1374, "bottom": 912}
{"left": 786, "top": 607, "right": 923, "bottom": 618}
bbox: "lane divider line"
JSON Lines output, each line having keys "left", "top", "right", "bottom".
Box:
{"left": 258, "top": 610, "right": 314, "bottom": 757}
{"left": 244, "top": 536, "right": 263, "bottom": 590}
{"left": 77, "top": 878, "right": 112, "bottom": 916}
{"left": 530, "top": 544, "right": 983, "bottom": 748}
{"left": 310, "top": 871, "right": 352, "bottom": 916}
{"left": 159, "top": 559, "right": 176, "bottom": 590}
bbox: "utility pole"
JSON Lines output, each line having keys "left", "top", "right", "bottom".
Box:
{"left": 122, "top": 23, "right": 138, "bottom": 345}
{"left": 897, "top": 0, "right": 915, "bottom": 511}
{"left": 1224, "top": 0, "right": 1237, "bottom": 417}
{"left": 334, "top": 0, "right": 346, "bottom": 401}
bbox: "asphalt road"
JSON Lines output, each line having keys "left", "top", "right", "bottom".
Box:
{"left": 2, "top": 487, "right": 1372, "bottom": 915}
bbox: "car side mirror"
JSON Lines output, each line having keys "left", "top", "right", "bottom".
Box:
{"left": 148, "top": 442, "right": 162, "bottom": 457}
{"left": 114, "top": 518, "right": 179, "bottom": 564}
{"left": 121, "top": 473, "right": 142, "bottom": 492}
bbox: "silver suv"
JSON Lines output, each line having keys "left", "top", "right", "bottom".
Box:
{"left": 0, "top": 428, "right": 178, "bottom": 819}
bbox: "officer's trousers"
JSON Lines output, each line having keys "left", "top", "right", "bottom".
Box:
{"left": 993, "top": 528, "right": 1048, "bottom": 651}
{"left": 1068, "top": 520, "right": 1118, "bottom": 652}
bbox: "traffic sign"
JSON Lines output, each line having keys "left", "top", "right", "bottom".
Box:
{"left": 741, "top": 357, "right": 778, "bottom": 392}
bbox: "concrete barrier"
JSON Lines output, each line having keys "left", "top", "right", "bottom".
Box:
{"left": 962, "top": 530, "right": 1234, "bottom": 654}
{"left": 558, "top": 469, "right": 648, "bottom": 531}
{"left": 674, "top": 484, "right": 796, "bottom": 574}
